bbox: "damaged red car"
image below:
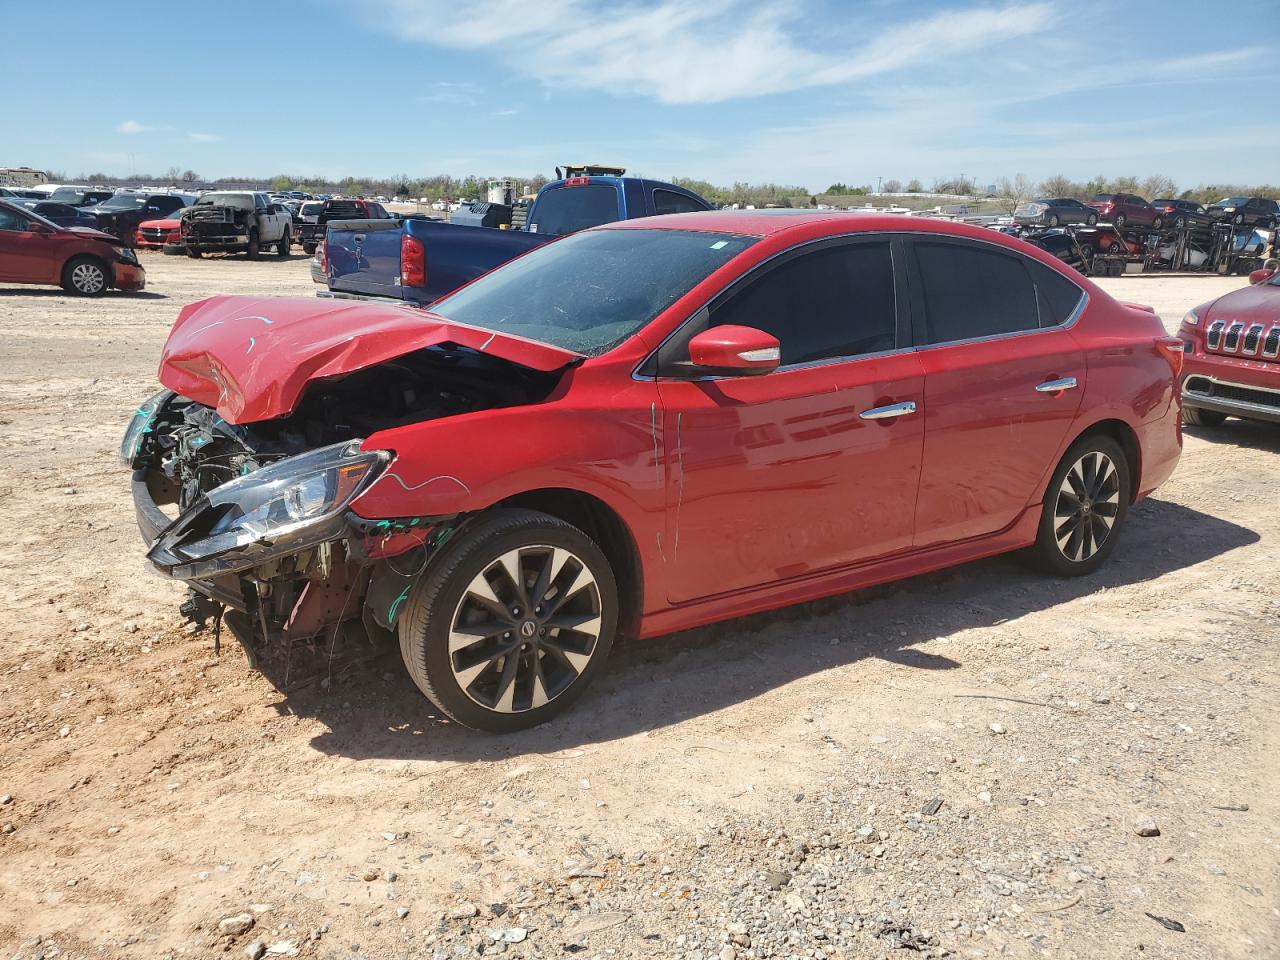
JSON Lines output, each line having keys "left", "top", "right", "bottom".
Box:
{"left": 125, "top": 212, "right": 1183, "bottom": 731}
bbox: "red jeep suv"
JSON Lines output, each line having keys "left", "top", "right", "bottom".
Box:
{"left": 124, "top": 212, "right": 1183, "bottom": 730}
{"left": 0, "top": 199, "right": 146, "bottom": 295}
{"left": 1179, "top": 265, "right": 1280, "bottom": 426}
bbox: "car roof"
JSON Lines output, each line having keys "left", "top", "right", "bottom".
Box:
{"left": 599, "top": 209, "right": 1020, "bottom": 243}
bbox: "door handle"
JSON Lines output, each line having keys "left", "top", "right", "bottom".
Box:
{"left": 1035, "top": 377, "right": 1078, "bottom": 393}
{"left": 859, "top": 400, "right": 917, "bottom": 421}
{"left": 353, "top": 234, "right": 366, "bottom": 243}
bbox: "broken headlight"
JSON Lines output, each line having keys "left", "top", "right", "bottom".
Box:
{"left": 147, "top": 441, "right": 390, "bottom": 577}
{"left": 119, "top": 390, "right": 174, "bottom": 466}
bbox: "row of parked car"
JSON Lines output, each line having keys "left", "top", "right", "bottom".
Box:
{"left": 1014, "top": 193, "right": 1280, "bottom": 230}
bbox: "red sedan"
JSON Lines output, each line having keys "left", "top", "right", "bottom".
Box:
{"left": 0, "top": 199, "right": 145, "bottom": 295}
{"left": 124, "top": 211, "right": 1183, "bottom": 730}
{"left": 134, "top": 213, "right": 183, "bottom": 249}
{"left": 1178, "top": 264, "right": 1280, "bottom": 426}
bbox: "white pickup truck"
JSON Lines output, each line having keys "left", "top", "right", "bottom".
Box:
{"left": 174, "top": 191, "right": 292, "bottom": 259}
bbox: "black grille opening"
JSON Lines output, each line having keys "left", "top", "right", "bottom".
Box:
{"left": 1223, "top": 323, "right": 1244, "bottom": 351}
{"left": 1242, "top": 324, "right": 1264, "bottom": 354}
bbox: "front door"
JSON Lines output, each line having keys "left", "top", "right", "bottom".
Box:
{"left": 0, "top": 208, "right": 60, "bottom": 284}
{"left": 653, "top": 237, "right": 926, "bottom": 603}
{"left": 908, "top": 238, "right": 1087, "bottom": 547}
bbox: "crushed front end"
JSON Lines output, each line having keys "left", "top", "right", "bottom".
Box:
{"left": 180, "top": 205, "right": 252, "bottom": 254}
{"left": 123, "top": 391, "right": 455, "bottom": 668}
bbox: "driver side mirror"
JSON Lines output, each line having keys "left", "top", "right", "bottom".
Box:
{"left": 687, "top": 325, "right": 781, "bottom": 375}
{"left": 1248, "top": 268, "right": 1275, "bottom": 285}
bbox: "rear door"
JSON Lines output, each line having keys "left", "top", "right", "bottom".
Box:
{"left": 907, "top": 238, "right": 1086, "bottom": 547}
{"left": 654, "top": 236, "right": 925, "bottom": 602}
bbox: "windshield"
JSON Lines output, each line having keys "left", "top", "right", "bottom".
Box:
{"left": 529, "top": 184, "right": 621, "bottom": 236}
{"left": 431, "top": 228, "right": 757, "bottom": 357}
{"left": 97, "top": 194, "right": 147, "bottom": 210}
{"left": 1218, "top": 197, "right": 1248, "bottom": 206}
{"left": 196, "top": 193, "right": 255, "bottom": 209}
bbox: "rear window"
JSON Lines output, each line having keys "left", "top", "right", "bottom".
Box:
{"left": 300, "top": 202, "right": 323, "bottom": 216}
{"left": 431, "top": 228, "right": 756, "bottom": 357}
{"left": 529, "top": 184, "right": 620, "bottom": 236}
{"left": 321, "top": 200, "right": 366, "bottom": 219}
{"left": 196, "top": 193, "right": 255, "bottom": 209}
{"left": 1093, "top": 194, "right": 1115, "bottom": 201}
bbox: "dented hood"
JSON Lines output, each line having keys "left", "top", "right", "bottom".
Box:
{"left": 158, "top": 295, "right": 581, "bottom": 424}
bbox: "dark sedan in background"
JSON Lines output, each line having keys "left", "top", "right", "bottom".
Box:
{"left": 1206, "top": 196, "right": 1279, "bottom": 228}
{"left": 14, "top": 200, "right": 98, "bottom": 228}
{"left": 1014, "top": 197, "right": 1098, "bottom": 227}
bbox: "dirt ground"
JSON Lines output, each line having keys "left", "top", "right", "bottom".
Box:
{"left": 0, "top": 254, "right": 1276, "bottom": 960}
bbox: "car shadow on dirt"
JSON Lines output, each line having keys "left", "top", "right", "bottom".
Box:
{"left": 0, "top": 288, "right": 168, "bottom": 299}
{"left": 289, "top": 498, "right": 1257, "bottom": 760}
{"left": 1183, "top": 419, "right": 1280, "bottom": 452}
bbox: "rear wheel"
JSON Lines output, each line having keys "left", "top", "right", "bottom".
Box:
{"left": 1029, "top": 435, "right": 1129, "bottom": 577}
{"left": 186, "top": 248, "right": 203, "bottom": 259}
{"left": 302, "top": 242, "right": 317, "bottom": 255}
{"left": 1085, "top": 213, "right": 1097, "bottom": 225}
{"left": 276, "top": 228, "right": 291, "bottom": 257}
{"left": 246, "top": 230, "right": 260, "bottom": 260}
{"left": 398, "top": 509, "right": 618, "bottom": 732}
{"left": 1153, "top": 216, "right": 1164, "bottom": 229}
{"left": 61, "top": 256, "right": 108, "bottom": 296}
{"left": 1233, "top": 213, "right": 1244, "bottom": 225}
{"left": 1183, "top": 405, "right": 1227, "bottom": 427}
{"left": 1048, "top": 215, "right": 1059, "bottom": 227}
{"left": 1114, "top": 213, "right": 1127, "bottom": 228}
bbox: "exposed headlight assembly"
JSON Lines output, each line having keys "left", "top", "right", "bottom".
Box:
{"left": 119, "top": 390, "right": 174, "bottom": 466}
{"left": 147, "top": 441, "right": 390, "bottom": 579}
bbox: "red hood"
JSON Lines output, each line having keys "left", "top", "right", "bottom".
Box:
{"left": 139, "top": 216, "right": 181, "bottom": 229}
{"left": 66, "top": 225, "right": 120, "bottom": 243}
{"left": 158, "top": 295, "right": 582, "bottom": 424}
{"left": 1206, "top": 280, "right": 1280, "bottom": 322}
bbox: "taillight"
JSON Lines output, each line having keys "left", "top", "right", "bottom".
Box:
{"left": 1156, "top": 336, "right": 1184, "bottom": 378}
{"left": 318, "top": 239, "right": 327, "bottom": 272}
{"left": 400, "top": 234, "right": 426, "bottom": 287}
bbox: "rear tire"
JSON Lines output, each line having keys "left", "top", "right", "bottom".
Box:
{"left": 276, "top": 228, "right": 290, "bottom": 257}
{"left": 1048, "top": 215, "right": 1059, "bottom": 227}
{"left": 61, "top": 256, "right": 109, "bottom": 296}
{"left": 302, "top": 242, "right": 317, "bottom": 255}
{"left": 1182, "top": 405, "right": 1227, "bottom": 427}
{"left": 186, "top": 248, "right": 203, "bottom": 259}
{"left": 1028, "top": 434, "right": 1130, "bottom": 578}
{"left": 1153, "top": 216, "right": 1164, "bottom": 229}
{"left": 397, "top": 509, "right": 618, "bottom": 732}
{"left": 1086, "top": 213, "right": 1097, "bottom": 225}
{"left": 1114, "top": 213, "right": 1126, "bottom": 228}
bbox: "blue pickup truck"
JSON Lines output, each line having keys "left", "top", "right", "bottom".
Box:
{"left": 323, "top": 172, "right": 712, "bottom": 305}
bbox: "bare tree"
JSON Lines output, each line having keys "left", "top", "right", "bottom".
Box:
{"left": 1140, "top": 175, "right": 1178, "bottom": 200}
{"left": 1037, "top": 174, "right": 1080, "bottom": 199}
{"left": 905, "top": 178, "right": 923, "bottom": 193}
{"left": 995, "top": 173, "right": 1034, "bottom": 215}
{"left": 883, "top": 179, "right": 903, "bottom": 193}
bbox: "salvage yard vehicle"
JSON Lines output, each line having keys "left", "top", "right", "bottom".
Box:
{"left": 1151, "top": 198, "right": 1213, "bottom": 230}
{"left": 84, "top": 191, "right": 193, "bottom": 243}
{"left": 298, "top": 198, "right": 391, "bottom": 255}
{"left": 1013, "top": 197, "right": 1098, "bottom": 227}
{"left": 175, "top": 191, "right": 292, "bottom": 259}
{"left": 1205, "top": 196, "right": 1278, "bottom": 229}
{"left": 1178, "top": 263, "right": 1280, "bottom": 426}
{"left": 134, "top": 211, "right": 184, "bottom": 249}
{"left": 124, "top": 211, "right": 1183, "bottom": 731}
{"left": 324, "top": 171, "right": 711, "bottom": 304}
{"left": 13, "top": 199, "right": 97, "bottom": 228}
{"left": 0, "top": 198, "right": 145, "bottom": 295}
{"left": 1087, "top": 193, "right": 1163, "bottom": 229}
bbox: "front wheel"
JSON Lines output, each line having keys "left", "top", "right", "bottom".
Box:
{"left": 61, "top": 256, "right": 109, "bottom": 296}
{"left": 1085, "top": 213, "right": 1097, "bottom": 225}
{"left": 398, "top": 509, "right": 618, "bottom": 732}
{"left": 1183, "top": 405, "right": 1227, "bottom": 427}
{"left": 1114, "top": 213, "right": 1127, "bottom": 228}
{"left": 1153, "top": 216, "right": 1164, "bottom": 229}
{"left": 1028, "top": 435, "right": 1130, "bottom": 577}
{"left": 276, "top": 228, "right": 290, "bottom": 257}
{"left": 1048, "top": 215, "right": 1059, "bottom": 227}
{"left": 246, "top": 230, "right": 260, "bottom": 260}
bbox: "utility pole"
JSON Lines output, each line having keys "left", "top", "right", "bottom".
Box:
{"left": 876, "top": 176, "right": 882, "bottom": 195}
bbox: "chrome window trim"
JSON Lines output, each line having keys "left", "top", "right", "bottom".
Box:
{"left": 632, "top": 229, "right": 1086, "bottom": 382}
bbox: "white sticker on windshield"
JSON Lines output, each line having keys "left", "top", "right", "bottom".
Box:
{"left": 710, "top": 240, "right": 728, "bottom": 249}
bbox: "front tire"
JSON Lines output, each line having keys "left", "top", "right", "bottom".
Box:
{"left": 246, "top": 230, "right": 260, "bottom": 260}
{"left": 1029, "top": 435, "right": 1130, "bottom": 577}
{"left": 1086, "top": 213, "right": 1097, "bottom": 225}
{"left": 1048, "top": 215, "right": 1059, "bottom": 227}
{"left": 276, "top": 228, "right": 290, "bottom": 257}
{"left": 61, "top": 256, "right": 108, "bottom": 296}
{"left": 1182, "top": 405, "right": 1227, "bottom": 427}
{"left": 398, "top": 509, "right": 618, "bottom": 732}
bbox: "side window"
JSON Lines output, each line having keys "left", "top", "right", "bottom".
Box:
{"left": 0, "top": 208, "right": 29, "bottom": 231}
{"left": 653, "top": 189, "right": 706, "bottom": 216}
{"left": 914, "top": 241, "right": 1038, "bottom": 343}
{"left": 1027, "top": 260, "right": 1084, "bottom": 327}
{"left": 255, "top": 194, "right": 267, "bottom": 210}
{"left": 707, "top": 242, "right": 897, "bottom": 366}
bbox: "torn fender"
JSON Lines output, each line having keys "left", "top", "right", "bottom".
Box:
{"left": 158, "top": 295, "right": 582, "bottom": 424}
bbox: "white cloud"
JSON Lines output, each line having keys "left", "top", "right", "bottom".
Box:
{"left": 188, "top": 132, "right": 220, "bottom": 143}
{"left": 367, "top": 0, "right": 1057, "bottom": 104}
{"left": 117, "top": 120, "right": 149, "bottom": 134}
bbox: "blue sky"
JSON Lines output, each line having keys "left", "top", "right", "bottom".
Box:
{"left": 6, "top": 0, "right": 1277, "bottom": 191}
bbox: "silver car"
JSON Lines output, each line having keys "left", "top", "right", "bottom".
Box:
{"left": 1014, "top": 197, "right": 1098, "bottom": 227}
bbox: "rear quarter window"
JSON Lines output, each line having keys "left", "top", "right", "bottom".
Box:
{"left": 530, "top": 185, "right": 620, "bottom": 236}
{"left": 1027, "top": 260, "right": 1084, "bottom": 327}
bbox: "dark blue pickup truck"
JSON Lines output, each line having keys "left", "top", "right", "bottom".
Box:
{"left": 323, "top": 173, "right": 712, "bottom": 305}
